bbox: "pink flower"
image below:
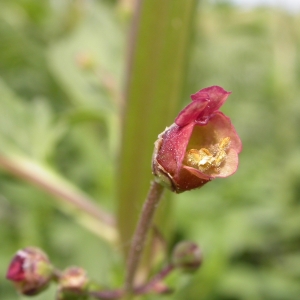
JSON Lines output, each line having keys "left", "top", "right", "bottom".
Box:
{"left": 152, "top": 86, "right": 242, "bottom": 193}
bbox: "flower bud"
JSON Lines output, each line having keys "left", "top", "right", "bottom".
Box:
{"left": 56, "top": 267, "right": 89, "bottom": 300}
{"left": 171, "top": 241, "right": 202, "bottom": 273}
{"left": 6, "top": 247, "right": 53, "bottom": 295}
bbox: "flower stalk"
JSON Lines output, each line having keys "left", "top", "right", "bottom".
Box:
{"left": 134, "top": 264, "right": 174, "bottom": 295}
{"left": 125, "top": 180, "right": 164, "bottom": 294}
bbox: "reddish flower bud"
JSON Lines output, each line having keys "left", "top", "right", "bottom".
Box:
{"left": 152, "top": 86, "right": 242, "bottom": 193}
{"left": 6, "top": 247, "right": 53, "bottom": 296}
{"left": 171, "top": 241, "right": 202, "bottom": 273}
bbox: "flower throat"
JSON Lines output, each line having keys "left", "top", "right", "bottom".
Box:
{"left": 184, "top": 137, "right": 230, "bottom": 172}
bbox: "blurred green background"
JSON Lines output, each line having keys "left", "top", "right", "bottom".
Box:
{"left": 1, "top": 0, "right": 300, "bottom": 299}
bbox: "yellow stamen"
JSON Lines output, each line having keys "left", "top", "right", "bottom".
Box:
{"left": 184, "top": 137, "right": 231, "bottom": 172}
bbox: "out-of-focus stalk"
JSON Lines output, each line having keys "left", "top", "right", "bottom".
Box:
{"left": 0, "top": 154, "right": 118, "bottom": 243}
{"left": 117, "top": 0, "right": 196, "bottom": 264}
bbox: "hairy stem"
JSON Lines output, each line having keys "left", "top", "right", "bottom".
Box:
{"left": 135, "top": 264, "right": 174, "bottom": 295}
{"left": 91, "top": 264, "right": 174, "bottom": 299}
{"left": 91, "top": 289, "right": 124, "bottom": 300}
{"left": 125, "top": 180, "right": 164, "bottom": 294}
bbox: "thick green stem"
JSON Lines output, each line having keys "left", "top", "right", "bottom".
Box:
{"left": 117, "top": 0, "right": 196, "bottom": 257}
{"left": 125, "top": 181, "right": 164, "bottom": 293}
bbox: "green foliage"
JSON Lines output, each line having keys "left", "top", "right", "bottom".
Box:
{"left": 1, "top": 0, "right": 300, "bottom": 299}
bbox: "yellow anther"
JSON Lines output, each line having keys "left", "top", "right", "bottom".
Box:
{"left": 218, "top": 137, "right": 231, "bottom": 150}
{"left": 185, "top": 149, "right": 204, "bottom": 168}
{"left": 184, "top": 137, "right": 231, "bottom": 172}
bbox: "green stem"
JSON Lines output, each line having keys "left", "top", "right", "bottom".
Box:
{"left": 125, "top": 181, "right": 164, "bottom": 294}
{"left": 0, "top": 154, "right": 118, "bottom": 242}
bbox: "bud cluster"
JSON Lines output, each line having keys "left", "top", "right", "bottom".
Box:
{"left": 6, "top": 248, "right": 91, "bottom": 299}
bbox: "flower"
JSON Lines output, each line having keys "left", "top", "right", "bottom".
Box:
{"left": 6, "top": 247, "right": 53, "bottom": 295}
{"left": 152, "top": 86, "right": 242, "bottom": 193}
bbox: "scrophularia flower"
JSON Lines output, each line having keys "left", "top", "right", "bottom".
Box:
{"left": 152, "top": 86, "right": 242, "bottom": 193}
{"left": 6, "top": 247, "right": 53, "bottom": 295}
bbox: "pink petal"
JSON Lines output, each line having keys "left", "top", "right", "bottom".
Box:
{"left": 173, "top": 167, "right": 210, "bottom": 192}
{"left": 175, "top": 99, "right": 208, "bottom": 127}
{"left": 207, "top": 112, "right": 242, "bottom": 153}
{"left": 216, "top": 148, "right": 239, "bottom": 177}
{"left": 191, "top": 86, "right": 231, "bottom": 120}
{"left": 156, "top": 123, "right": 194, "bottom": 176}
{"left": 6, "top": 255, "right": 25, "bottom": 281}
{"left": 183, "top": 165, "right": 212, "bottom": 180}
{"left": 190, "top": 91, "right": 209, "bottom": 102}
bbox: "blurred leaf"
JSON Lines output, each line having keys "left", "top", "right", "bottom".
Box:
{"left": 0, "top": 78, "right": 65, "bottom": 160}
{"left": 48, "top": 1, "right": 123, "bottom": 110}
